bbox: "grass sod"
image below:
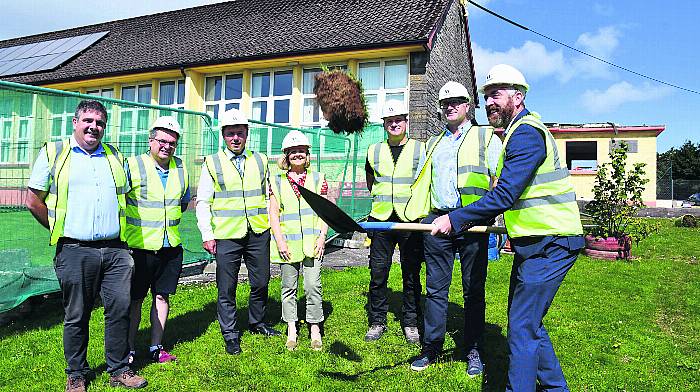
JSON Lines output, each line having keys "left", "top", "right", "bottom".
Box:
{"left": 0, "top": 220, "right": 698, "bottom": 391}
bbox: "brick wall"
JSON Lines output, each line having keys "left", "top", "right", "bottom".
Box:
{"left": 408, "top": 0, "right": 475, "bottom": 141}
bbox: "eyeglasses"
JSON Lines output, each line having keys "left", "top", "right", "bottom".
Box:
{"left": 286, "top": 148, "right": 308, "bottom": 155}
{"left": 440, "top": 100, "right": 468, "bottom": 110}
{"left": 151, "top": 138, "right": 178, "bottom": 148}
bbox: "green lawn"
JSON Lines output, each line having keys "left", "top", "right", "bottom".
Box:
{"left": 0, "top": 220, "right": 698, "bottom": 391}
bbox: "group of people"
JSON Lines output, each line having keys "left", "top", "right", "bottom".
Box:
{"left": 365, "top": 64, "right": 584, "bottom": 392}
{"left": 26, "top": 63, "right": 583, "bottom": 392}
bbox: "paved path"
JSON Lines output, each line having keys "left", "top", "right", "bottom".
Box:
{"left": 178, "top": 245, "right": 398, "bottom": 286}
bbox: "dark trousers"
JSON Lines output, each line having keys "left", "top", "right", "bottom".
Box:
{"left": 506, "top": 241, "right": 578, "bottom": 392}
{"left": 367, "top": 226, "right": 423, "bottom": 327}
{"left": 215, "top": 230, "right": 271, "bottom": 342}
{"left": 422, "top": 212, "right": 488, "bottom": 352}
{"left": 53, "top": 239, "right": 134, "bottom": 377}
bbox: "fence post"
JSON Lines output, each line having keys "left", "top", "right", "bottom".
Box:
{"left": 670, "top": 160, "right": 674, "bottom": 203}
{"left": 351, "top": 132, "right": 359, "bottom": 217}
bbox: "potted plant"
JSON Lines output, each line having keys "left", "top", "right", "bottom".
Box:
{"left": 583, "top": 142, "right": 656, "bottom": 259}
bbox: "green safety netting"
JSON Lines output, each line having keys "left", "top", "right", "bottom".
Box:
{"left": 0, "top": 80, "right": 384, "bottom": 312}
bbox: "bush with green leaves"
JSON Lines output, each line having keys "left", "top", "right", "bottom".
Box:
{"left": 585, "top": 142, "right": 657, "bottom": 244}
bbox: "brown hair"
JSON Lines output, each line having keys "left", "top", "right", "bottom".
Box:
{"left": 313, "top": 69, "right": 367, "bottom": 134}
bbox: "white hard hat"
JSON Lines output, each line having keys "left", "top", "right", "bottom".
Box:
{"left": 151, "top": 116, "right": 181, "bottom": 135}
{"left": 219, "top": 108, "right": 249, "bottom": 128}
{"left": 281, "top": 130, "right": 311, "bottom": 152}
{"left": 480, "top": 64, "right": 529, "bottom": 93}
{"left": 381, "top": 100, "right": 409, "bottom": 119}
{"left": 439, "top": 81, "right": 471, "bottom": 102}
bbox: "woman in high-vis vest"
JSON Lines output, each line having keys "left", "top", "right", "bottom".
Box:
{"left": 269, "top": 130, "right": 329, "bottom": 351}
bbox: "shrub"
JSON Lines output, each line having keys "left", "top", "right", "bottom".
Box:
{"left": 675, "top": 214, "right": 698, "bottom": 228}
{"left": 585, "top": 142, "right": 657, "bottom": 244}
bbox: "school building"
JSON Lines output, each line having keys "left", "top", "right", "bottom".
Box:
{"left": 0, "top": 0, "right": 663, "bottom": 203}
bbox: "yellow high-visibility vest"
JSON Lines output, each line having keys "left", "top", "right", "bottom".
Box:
{"left": 269, "top": 171, "right": 325, "bottom": 263}
{"left": 45, "top": 139, "right": 127, "bottom": 245}
{"left": 205, "top": 150, "right": 269, "bottom": 239}
{"left": 124, "top": 153, "right": 189, "bottom": 250}
{"left": 367, "top": 139, "right": 424, "bottom": 222}
{"left": 497, "top": 112, "right": 583, "bottom": 237}
{"left": 404, "top": 126, "right": 494, "bottom": 221}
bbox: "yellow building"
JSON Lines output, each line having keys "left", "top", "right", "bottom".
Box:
{"left": 548, "top": 123, "right": 665, "bottom": 205}
{"left": 0, "top": 0, "right": 478, "bottom": 170}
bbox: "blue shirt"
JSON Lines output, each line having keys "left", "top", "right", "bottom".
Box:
{"left": 125, "top": 157, "right": 191, "bottom": 248}
{"left": 447, "top": 109, "right": 584, "bottom": 254}
{"left": 429, "top": 123, "right": 502, "bottom": 210}
{"left": 28, "top": 137, "right": 122, "bottom": 241}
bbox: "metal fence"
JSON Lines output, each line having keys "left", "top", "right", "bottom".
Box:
{"left": 657, "top": 163, "right": 700, "bottom": 201}
{"left": 0, "top": 80, "right": 384, "bottom": 312}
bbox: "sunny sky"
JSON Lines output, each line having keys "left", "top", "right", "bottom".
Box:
{"left": 1, "top": 0, "right": 697, "bottom": 152}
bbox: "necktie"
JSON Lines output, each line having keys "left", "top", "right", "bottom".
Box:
{"left": 232, "top": 155, "right": 243, "bottom": 174}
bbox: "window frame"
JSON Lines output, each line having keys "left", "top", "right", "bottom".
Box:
{"left": 565, "top": 140, "right": 599, "bottom": 173}
{"left": 118, "top": 83, "right": 153, "bottom": 157}
{"left": 250, "top": 68, "right": 294, "bottom": 125}
{"left": 357, "top": 57, "right": 410, "bottom": 123}
{"left": 202, "top": 73, "right": 245, "bottom": 154}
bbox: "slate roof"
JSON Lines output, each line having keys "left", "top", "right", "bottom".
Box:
{"left": 0, "top": 0, "right": 451, "bottom": 85}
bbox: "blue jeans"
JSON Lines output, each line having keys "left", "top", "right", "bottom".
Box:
{"left": 422, "top": 212, "right": 488, "bottom": 352}
{"left": 506, "top": 240, "right": 579, "bottom": 392}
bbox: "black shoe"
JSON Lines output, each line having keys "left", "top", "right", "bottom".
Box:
{"left": 411, "top": 348, "right": 438, "bottom": 372}
{"left": 225, "top": 338, "right": 242, "bottom": 355}
{"left": 250, "top": 323, "right": 282, "bottom": 337}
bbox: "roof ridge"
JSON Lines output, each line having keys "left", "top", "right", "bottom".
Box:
{"left": 0, "top": 1, "right": 236, "bottom": 45}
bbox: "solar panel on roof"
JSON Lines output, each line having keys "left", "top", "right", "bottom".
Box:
{"left": 0, "top": 31, "right": 108, "bottom": 77}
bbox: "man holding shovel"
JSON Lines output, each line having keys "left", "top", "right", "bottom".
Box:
{"left": 406, "top": 81, "right": 502, "bottom": 376}
{"left": 431, "top": 65, "right": 584, "bottom": 391}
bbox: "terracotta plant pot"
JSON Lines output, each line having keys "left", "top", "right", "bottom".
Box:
{"left": 583, "top": 235, "right": 632, "bottom": 260}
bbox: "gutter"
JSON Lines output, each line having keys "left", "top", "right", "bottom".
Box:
{"left": 2, "top": 41, "right": 429, "bottom": 87}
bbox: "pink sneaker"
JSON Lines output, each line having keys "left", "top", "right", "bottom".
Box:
{"left": 151, "top": 347, "right": 177, "bottom": 363}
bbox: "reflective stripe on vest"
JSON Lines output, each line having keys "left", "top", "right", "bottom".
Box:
{"left": 270, "top": 171, "right": 324, "bottom": 263}
{"left": 367, "top": 139, "right": 424, "bottom": 222}
{"left": 403, "top": 126, "right": 493, "bottom": 221}
{"left": 205, "top": 150, "right": 269, "bottom": 239}
{"left": 45, "top": 139, "right": 127, "bottom": 245}
{"left": 496, "top": 113, "right": 583, "bottom": 237}
{"left": 124, "top": 154, "right": 188, "bottom": 250}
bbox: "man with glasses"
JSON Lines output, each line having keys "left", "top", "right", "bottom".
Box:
{"left": 125, "top": 116, "right": 190, "bottom": 365}
{"left": 364, "top": 100, "right": 425, "bottom": 344}
{"left": 432, "top": 65, "right": 584, "bottom": 391}
{"left": 406, "top": 81, "right": 502, "bottom": 375}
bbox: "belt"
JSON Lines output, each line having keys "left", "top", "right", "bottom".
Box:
{"left": 58, "top": 237, "right": 125, "bottom": 248}
{"left": 430, "top": 208, "right": 456, "bottom": 216}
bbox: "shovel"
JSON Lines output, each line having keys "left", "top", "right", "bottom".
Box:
{"left": 295, "top": 183, "right": 507, "bottom": 235}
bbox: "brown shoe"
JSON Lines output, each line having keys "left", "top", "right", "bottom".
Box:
{"left": 65, "top": 376, "right": 86, "bottom": 392}
{"left": 109, "top": 369, "right": 148, "bottom": 389}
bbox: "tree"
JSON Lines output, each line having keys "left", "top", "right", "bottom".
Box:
{"left": 657, "top": 140, "right": 700, "bottom": 181}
